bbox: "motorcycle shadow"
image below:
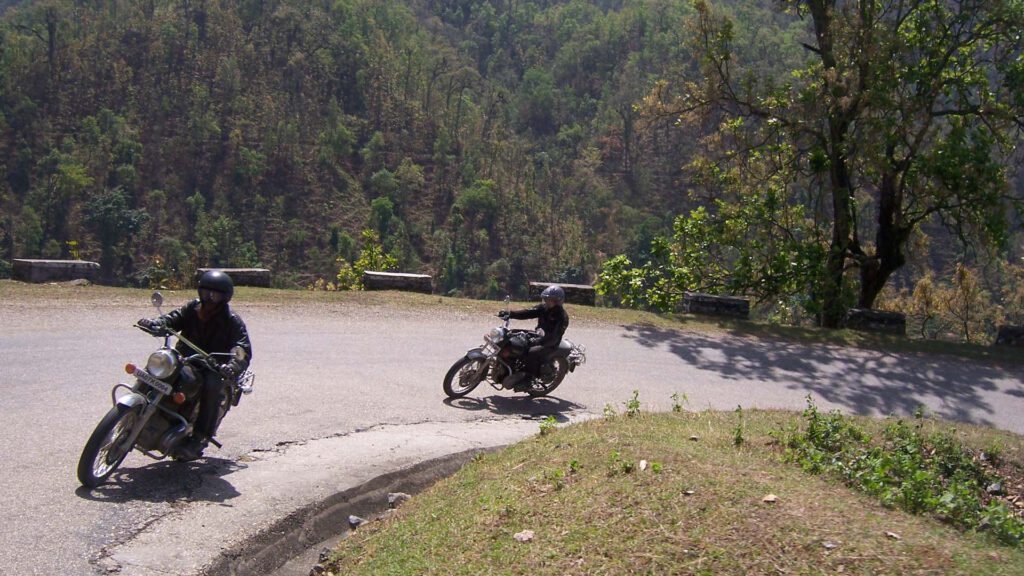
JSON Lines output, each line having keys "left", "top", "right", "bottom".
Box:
{"left": 443, "top": 394, "right": 583, "bottom": 422}
{"left": 75, "top": 456, "right": 244, "bottom": 504}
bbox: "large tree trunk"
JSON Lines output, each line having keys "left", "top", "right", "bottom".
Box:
{"left": 821, "top": 155, "right": 854, "bottom": 328}
{"left": 859, "top": 172, "right": 908, "bottom": 308}
{"left": 808, "top": 0, "right": 855, "bottom": 329}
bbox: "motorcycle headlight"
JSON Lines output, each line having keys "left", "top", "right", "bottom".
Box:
{"left": 146, "top": 348, "right": 179, "bottom": 380}
{"left": 485, "top": 326, "right": 505, "bottom": 344}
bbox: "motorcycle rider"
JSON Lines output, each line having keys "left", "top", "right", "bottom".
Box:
{"left": 499, "top": 285, "right": 569, "bottom": 388}
{"left": 139, "top": 270, "right": 252, "bottom": 461}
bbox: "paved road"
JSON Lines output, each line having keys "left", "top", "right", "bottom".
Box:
{"left": 1, "top": 286, "right": 1022, "bottom": 575}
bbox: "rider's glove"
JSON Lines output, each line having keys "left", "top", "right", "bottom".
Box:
{"left": 138, "top": 317, "right": 166, "bottom": 334}
{"left": 219, "top": 362, "right": 241, "bottom": 380}
{"left": 497, "top": 311, "right": 510, "bottom": 320}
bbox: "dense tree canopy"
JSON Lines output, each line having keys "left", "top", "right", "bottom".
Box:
{"left": 599, "top": 0, "right": 1024, "bottom": 328}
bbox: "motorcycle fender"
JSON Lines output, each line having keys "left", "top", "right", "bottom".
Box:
{"left": 465, "top": 348, "right": 487, "bottom": 361}
{"left": 116, "top": 391, "right": 148, "bottom": 410}
{"left": 553, "top": 340, "right": 573, "bottom": 358}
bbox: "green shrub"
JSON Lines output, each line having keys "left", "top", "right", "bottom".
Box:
{"left": 779, "top": 397, "right": 1024, "bottom": 546}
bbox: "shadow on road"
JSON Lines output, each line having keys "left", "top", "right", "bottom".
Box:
{"left": 443, "top": 394, "right": 584, "bottom": 422}
{"left": 74, "top": 457, "right": 245, "bottom": 503}
{"left": 621, "top": 324, "right": 1022, "bottom": 427}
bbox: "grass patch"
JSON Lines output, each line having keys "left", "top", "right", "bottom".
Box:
{"left": 324, "top": 408, "right": 1024, "bottom": 575}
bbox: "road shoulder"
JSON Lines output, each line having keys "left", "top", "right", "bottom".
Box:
{"left": 102, "top": 419, "right": 548, "bottom": 576}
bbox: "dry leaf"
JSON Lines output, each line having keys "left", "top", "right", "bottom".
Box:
{"left": 885, "top": 531, "right": 901, "bottom": 540}
{"left": 762, "top": 494, "right": 778, "bottom": 503}
{"left": 514, "top": 530, "right": 535, "bottom": 543}
{"left": 639, "top": 460, "right": 648, "bottom": 471}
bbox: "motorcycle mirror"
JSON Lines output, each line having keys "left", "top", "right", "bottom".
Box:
{"left": 151, "top": 291, "right": 164, "bottom": 312}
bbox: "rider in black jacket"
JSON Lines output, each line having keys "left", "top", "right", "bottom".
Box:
{"left": 140, "top": 270, "right": 252, "bottom": 460}
{"left": 501, "top": 285, "right": 569, "bottom": 383}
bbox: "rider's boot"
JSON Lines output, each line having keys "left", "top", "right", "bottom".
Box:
{"left": 176, "top": 436, "right": 208, "bottom": 461}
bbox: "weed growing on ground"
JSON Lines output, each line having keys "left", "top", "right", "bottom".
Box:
{"left": 779, "top": 397, "right": 1024, "bottom": 546}
{"left": 544, "top": 468, "right": 566, "bottom": 490}
{"left": 671, "top": 392, "right": 687, "bottom": 412}
{"left": 626, "top": 390, "right": 641, "bottom": 417}
{"left": 539, "top": 415, "right": 557, "bottom": 436}
{"left": 732, "top": 405, "right": 745, "bottom": 446}
{"left": 606, "top": 449, "right": 635, "bottom": 475}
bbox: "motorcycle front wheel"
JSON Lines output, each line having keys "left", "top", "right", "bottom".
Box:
{"left": 443, "top": 356, "right": 486, "bottom": 399}
{"left": 527, "top": 358, "right": 569, "bottom": 398}
{"left": 77, "top": 404, "right": 141, "bottom": 488}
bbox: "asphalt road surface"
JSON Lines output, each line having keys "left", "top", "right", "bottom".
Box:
{"left": 1, "top": 286, "right": 1022, "bottom": 575}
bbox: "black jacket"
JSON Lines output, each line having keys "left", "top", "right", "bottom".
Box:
{"left": 508, "top": 304, "right": 569, "bottom": 348}
{"left": 160, "top": 299, "right": 252, "bottom": 370}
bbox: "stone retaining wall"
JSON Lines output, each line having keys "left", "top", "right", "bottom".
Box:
{"left": 683, "top": 292, "right": 750, "bottom": 319}
{"left": 528, "top": 281, "right": 596, "bottom": 306}
{"left": 843, "top": 308, "right": 906, "bottom": 336}
{"left": 995, "top": 325, "right": 1024, "bottom": 347}
{"left": 363, "top": 271, "right": 433, "bottom": 294}
{"left": 12, "top": 259, "right": 100, "bottom": 283}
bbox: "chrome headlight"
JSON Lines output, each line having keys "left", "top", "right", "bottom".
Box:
{"left": 146, "top": 348, "right": 179, "bottom": 380}
{"left": 485, "top": 326, "right": 505, "bottom": 344}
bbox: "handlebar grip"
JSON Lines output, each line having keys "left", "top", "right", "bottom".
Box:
{"left": 136, "top": 320, "right": 168, "bottom": 336}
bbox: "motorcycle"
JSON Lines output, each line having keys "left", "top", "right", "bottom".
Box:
{"left": 443, "top": 297, "right": 586, "bottom": 399}
{"left": 76, "top": 292, "right": 254, "bottom": 488}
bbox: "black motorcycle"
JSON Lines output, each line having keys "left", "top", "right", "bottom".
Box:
{"left": 443, "top": 297, "right": 586, "bottom": 399}
{"left": 76, "top": 292, "right": 254, "bottom": 488}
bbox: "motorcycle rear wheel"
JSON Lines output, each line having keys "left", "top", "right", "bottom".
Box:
{"left": 77, "top": 404, "right": 140, "bottom": 488}
{"left": 527, "top": 358, "right": 569, "bottom": 398}
{"left": 443, "top": 356, "right": 486, "bottom": 398}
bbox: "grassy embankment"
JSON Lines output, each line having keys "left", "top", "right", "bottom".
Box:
{"left": 324, "top": 405, "right": 1024, "bottom": 575}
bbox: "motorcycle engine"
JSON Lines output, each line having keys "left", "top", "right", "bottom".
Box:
{"left": 490, "top": 364, "right": 508, "bottom": 382}
{"left": 136, "top": 412, "right": 173, "bottom": 451}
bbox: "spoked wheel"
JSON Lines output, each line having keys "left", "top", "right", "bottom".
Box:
{"left": 77, "top": 404, "right": 141, "bottom": 488}
{"left": 527, "top": 358, "right": 569, "bottom": 398}
{"left": 443, "top": 356, "right": 487, "bottom": 399}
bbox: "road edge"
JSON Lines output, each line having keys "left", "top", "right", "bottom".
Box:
{"left": 205, "top": 446, "right": 497, "bottom": 576}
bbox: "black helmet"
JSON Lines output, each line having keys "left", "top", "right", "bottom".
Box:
{"left": 540, "top": 284, "right": 565, "bottom": 305}
{"left": 197, "top": 269, "right": 234, "bottom": 303}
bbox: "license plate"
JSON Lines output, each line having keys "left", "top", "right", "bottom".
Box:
{"left": 133, "top": 368, "right": 173, "bottom": 395}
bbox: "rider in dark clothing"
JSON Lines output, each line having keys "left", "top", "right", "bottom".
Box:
{"left": 140, "top": 270, "right": 252, "bottom": 461}
{"left": 501, "top": 285, "right": 569, "bottom": 381}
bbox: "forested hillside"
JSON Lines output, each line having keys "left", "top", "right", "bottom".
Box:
{"left": 1, "top": 0, "right": 1021, "bottom": 340}
{"left": 0, "top": 0, "right": 728, "bottom": 295}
